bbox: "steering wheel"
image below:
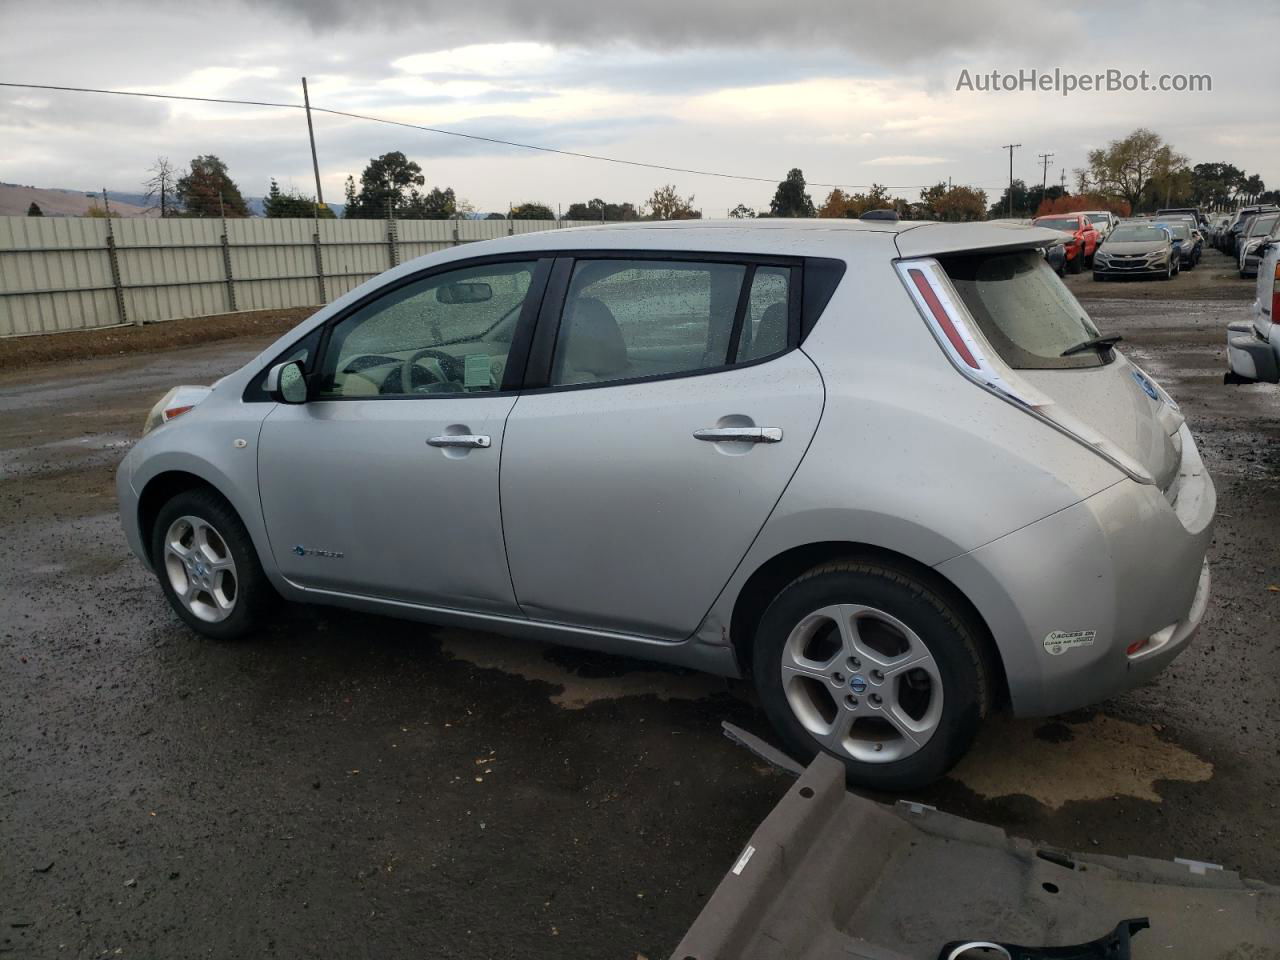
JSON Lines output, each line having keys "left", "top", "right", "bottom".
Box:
{"left": 401, "top": 348, "right": 464, "bottom": 393}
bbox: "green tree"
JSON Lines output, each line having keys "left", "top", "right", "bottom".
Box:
{"left": 1085, "top": 129, "right": 1186, "bottom": 214}
{"left": 175, "top": 154, "right": 249, "bottom": 218}
{"left": 26, "top": 201, "right": 42, "bottom": 217}
{"left": 728, "top": 203, "right": 756, "bottom": 219}
{"left": 1241, "top": 174, "right": 1265, "bottom": 204}
{"left": 402, "top": 186, "right": 458, "bottom": 220}
{"left": 510, "top": 202, "right": 556, "bottom": 220}
{"left": 343, "top": 151, "right": 426, "bottom": 219}
{"left": 263, "top": 178, "right": 334, "bottom": 218}
{"left": 769, "top": 168, "right": 815, "bottom": 217}
{"left": 1189, "top": 162, "right": 1243, "bottom": 209}
{"left": 565, "top": 198, "right": 639, "bottom": 221}
{"left": 987, "top": 179, "right": 1035, "bottom": 219}
{"left": 645, "top": 184, "right": 700, "bottom": 220}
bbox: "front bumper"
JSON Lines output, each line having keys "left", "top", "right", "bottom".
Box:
{"left": 1226, "top": 320, "right": 1279, "bottom": 383}
{"left": 115, "top": 449, "right": 149, "bottom": 569}
{"left": 937, "top": 422, "right": 1215, "bottom": 717}
{"left": 1093, "top": 257, "right": 1168, "bottom": 277}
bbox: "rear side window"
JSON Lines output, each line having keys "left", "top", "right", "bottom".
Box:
{"left": 940, "top": 250, "right": 1106, "bottom": 370}
{"left": 737, "top": 266, "right": 792, "bottom": 362}
{"left": 550, "top": 259, "right": 746, "bottom": 386}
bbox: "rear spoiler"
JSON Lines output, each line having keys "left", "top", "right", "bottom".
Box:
{"left": 894, "top": 222, "right": 1067, "bottom": 259}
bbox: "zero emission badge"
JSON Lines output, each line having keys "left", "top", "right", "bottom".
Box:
{"left": 1043, "top": 629, "right": 1098, "bottom": 656}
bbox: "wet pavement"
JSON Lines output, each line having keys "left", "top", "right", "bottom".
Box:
{"left": 2, "top": 248, "right": 1278, "bottom": 959}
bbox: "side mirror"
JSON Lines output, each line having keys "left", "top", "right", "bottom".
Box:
{"left": 265, "top": 360, "right": 308, "bottom": 404}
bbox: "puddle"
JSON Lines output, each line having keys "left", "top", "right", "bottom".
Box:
{"left": 951, "top": 713, "right": 1213, "bottom": 808}
{"left": 438, "top": 629, "right": 726, "bottom": 709}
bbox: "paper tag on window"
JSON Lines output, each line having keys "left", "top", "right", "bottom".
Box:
{"left": 464, "top": 354, "right": 491, "bottom": 388}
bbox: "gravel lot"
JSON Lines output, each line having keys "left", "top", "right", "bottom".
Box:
{"left": 2, "top": 247, "right": 1277, "bottom": 959}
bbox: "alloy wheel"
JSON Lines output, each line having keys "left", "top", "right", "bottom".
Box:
{"left": 779, "top": 603, "right": 944, "bottom": 763}
{"left": 163, "top": 515, "right": 238, "bottom": 623}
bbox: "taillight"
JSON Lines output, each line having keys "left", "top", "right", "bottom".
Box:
{"left": 1272, "top": 263, "right": 1279, "bottom": 324}
{"left": 908, "top": 268, "right": 978, "bottom": 368}
{"left": 162, "top": 405, "right": 194, "bottom": 422}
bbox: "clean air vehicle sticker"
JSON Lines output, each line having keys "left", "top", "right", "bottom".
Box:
{"left": 1043, "top": 629, "right": 1098, "bottom": 656}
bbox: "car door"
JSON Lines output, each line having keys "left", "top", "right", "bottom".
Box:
{"left": 500, "top": 254, "right": 826, "bottom": 641}
{"left": 257, "top": 256, "right": 548, "bottom": 614}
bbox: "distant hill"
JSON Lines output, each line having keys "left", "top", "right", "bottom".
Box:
{"left": 0, "top": 183, "right": 155, "bottom": 218}
{"left": 0, "top": 184, "right": 345, "bottom": 219}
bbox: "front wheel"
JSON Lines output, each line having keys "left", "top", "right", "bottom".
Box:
{"left": 150, "top": 488, "right": 274, "bottom": 640}
{"left": 752, "top": 561, "right": 992, "bottom": 791}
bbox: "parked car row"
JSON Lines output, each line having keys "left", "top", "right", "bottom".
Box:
{"left": 1226, "top": 225, "right": 1280, "bottom": 383}
{"left": 1212, "top": 204, "right": 1279, "bottom": 259}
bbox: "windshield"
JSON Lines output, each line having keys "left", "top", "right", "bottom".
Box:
{"left": 1034, "top": 218, "right": 1079, "bottom": 232}
{"left": 1086, "top": 213, "right": 1109, "bottom": 224}
{"left": 940, "top": 250, "right": 1105, "bottom": 370}
{"left": 1247, "top": 214, "right": 1278, "bottom": 236}
{"left": 1108, "top": 225, "right": 1166, "bottom": 243}
{"left": 1162, "top": 224, "right": 1191, "bottom": 240}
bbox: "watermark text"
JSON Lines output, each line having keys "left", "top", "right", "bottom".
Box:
{"left": 956, "top": 68, "right": 1211, "bottom": 96}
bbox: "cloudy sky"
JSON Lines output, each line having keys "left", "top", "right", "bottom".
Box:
{"left": 2, "top": 0, "right": 1277, "bottom": 214}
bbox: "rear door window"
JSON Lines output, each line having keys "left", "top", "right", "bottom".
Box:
{"left": 939, "top": 250, "right": 1106, "bottom": 370}
{"left": 549, "top": 259, "right": 747, "bottom": 386}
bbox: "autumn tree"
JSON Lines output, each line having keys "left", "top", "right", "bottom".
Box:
{"left": 769, "top": 169, "right": 815, "bottom": 217}
{"left": 1085, "top": 129, "right": 1186, "bottom": 214}
{"left": 645, "top": 184, "right": 700, "bottom": 220}
{"left": 175, "top": 155, "right": 248, "bottom": 218}
{"left": 26, "top": 201, "right": 42, "bottom": 217}
{"left": 143, "top": 157, "right": 179, "bottom": 217}
{"left": 818, "top": 184, "right": 895, "bottom": 218}
{"left": 918, "top": 183, "right": 988, "bottom": 221}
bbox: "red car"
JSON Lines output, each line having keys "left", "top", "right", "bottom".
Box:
{"left": 1033, "top": 213, "right": 1101, "bottom": 273}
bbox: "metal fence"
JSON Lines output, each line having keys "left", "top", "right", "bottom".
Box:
{"left": 0, "top": 215, "right": 601, "bottom": 338}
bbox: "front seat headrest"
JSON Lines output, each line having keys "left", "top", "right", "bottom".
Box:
{"left": 558, "top": 296, "right": 628, "bottom": 377}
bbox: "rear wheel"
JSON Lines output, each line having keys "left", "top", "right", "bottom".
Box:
{"left": 752, "top": 560, "right": 992, "bottom": 791}
{"left": 150, "top": 488, "right": 274, "bottom": 640}
{"left": 1068, "top": 251, "right": 1083, "bottom": 274}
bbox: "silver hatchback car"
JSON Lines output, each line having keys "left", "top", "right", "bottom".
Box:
{"left": 117, "top": 220, "right": 1215, "bottom": 789}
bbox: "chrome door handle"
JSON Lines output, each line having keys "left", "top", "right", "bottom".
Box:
{"left": 427, "top": 434, "right": 491, "bottom": 449}
{"left": 693, "top": 427, "right": 783, "bottom": 443}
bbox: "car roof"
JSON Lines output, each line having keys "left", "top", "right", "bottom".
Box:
{"left": 432, "top": 218, "right": 1068, "bottom": 261}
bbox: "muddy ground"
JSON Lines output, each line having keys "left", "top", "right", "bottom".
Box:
{"left": 1, "top": 248, "right": 1277, "bottom": 959}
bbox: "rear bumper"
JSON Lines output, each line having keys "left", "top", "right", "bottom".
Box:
{"left": 1226, "top": 320, "right": 1279, "bottom": 383}
{"left": 937, "top": 423, "right": 1215, "bottom": 717}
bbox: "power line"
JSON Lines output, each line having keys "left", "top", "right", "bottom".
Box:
{"left": 0, "top": 80, "right": 1010, "bottom": 193}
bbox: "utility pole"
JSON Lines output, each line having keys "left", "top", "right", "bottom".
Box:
{"left": 101, "top": 188, "right": 111, "bottom": 218}
{"left": 301, "top": 77, "right": 326, "bottom": 217}
{"left": 1038, "top": 152, "right": 1054, "bottom": 205}
{"left": 1001, "top": 144, "right": 1021, "bottom": 217}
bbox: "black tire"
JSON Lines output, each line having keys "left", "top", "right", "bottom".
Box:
{"left": 752, "top": 560, "right": 993, "bottom": 791}
{"left": 1162, "top": 261, "right": 1173, "bottom": 280}
{"left": 150, "top": 487, "right": 275, "bottom": 640}
{"left": 1068, "top": 251, "right": 1083, "bottom": 274}
{"left": 1093, "top": 272, "right": 1105, "bottom": 282}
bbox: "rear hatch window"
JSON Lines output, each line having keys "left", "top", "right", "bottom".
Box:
{"left": 939, "top": 250, "right": 1105, "bottom": 370}
{"left": 937, "top": 249, "right": 1183, "bottom": 490}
